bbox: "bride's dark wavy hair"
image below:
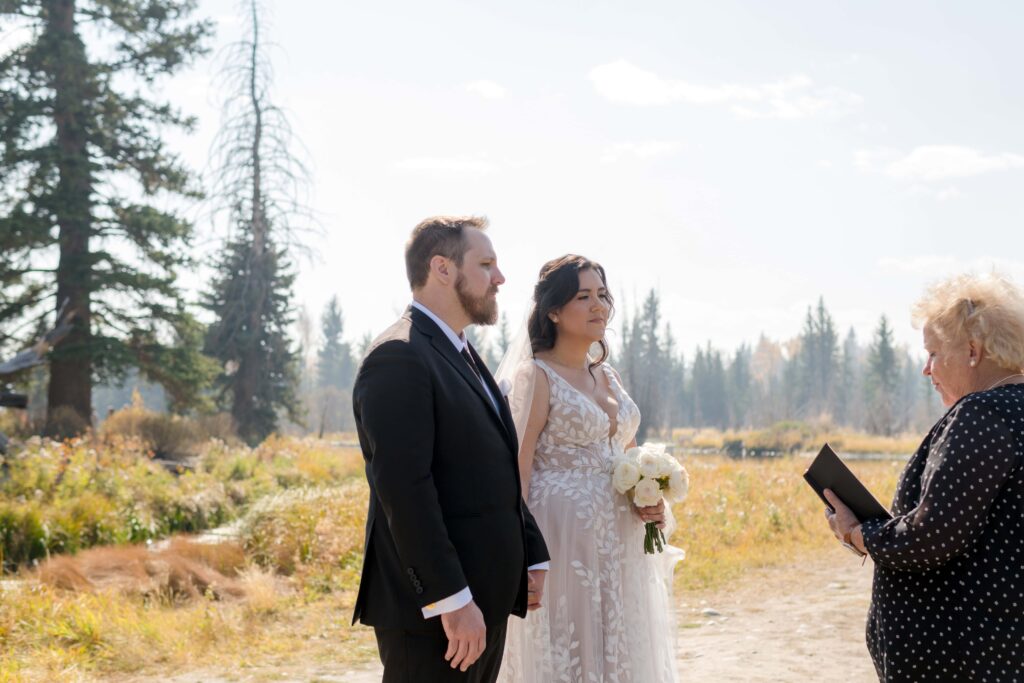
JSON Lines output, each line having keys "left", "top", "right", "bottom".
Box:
{"left": 528, "top": 255, "right": 614, "bottom": 370}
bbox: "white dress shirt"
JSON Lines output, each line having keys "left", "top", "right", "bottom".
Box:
{"left": 410, "top": 301, "right": 549, "bottom": 619}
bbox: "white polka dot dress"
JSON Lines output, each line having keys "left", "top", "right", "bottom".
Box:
{"left": 860, "top": 384, "right": 1024, "bottom": 682}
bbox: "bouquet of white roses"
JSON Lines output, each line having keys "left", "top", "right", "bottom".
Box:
{"left": 612, "top": 442, "right": 689, "bottom": 554}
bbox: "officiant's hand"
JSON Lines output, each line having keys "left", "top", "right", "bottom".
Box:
{"left": 527, "top": 569, "right": 546, "bottom": 611}
{"left": 441, "top": 600, "right": 486, "bottom": 672}
{"left": 824, "top": 489, "right": 867, "bottom": 555}
{"left": 637, "top": 499, "right": 666, "bottom": 529}
{"left": 823, "top": 489, "right": 858, "bottom": 537}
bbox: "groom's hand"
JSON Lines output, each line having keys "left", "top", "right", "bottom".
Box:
{"left": 527, "top": 569, "right": 546, "bottom": 611}
{"left": 441, "top": 600, "right": 486, "bottom": 672}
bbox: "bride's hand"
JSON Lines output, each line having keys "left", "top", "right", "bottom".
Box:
{"left": 635, "top": 499, "right": 666, "bottom": 529}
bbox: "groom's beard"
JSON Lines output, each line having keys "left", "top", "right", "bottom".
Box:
{"left": 456, "top": 274, "right": 499, "bottom": 326}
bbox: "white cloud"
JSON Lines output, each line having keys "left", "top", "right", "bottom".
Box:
{"left": 856, "top": 145, "right": 1024, "bottom": 182}
{"left": 877, "top": 256, "right": 1024, "bottom": 283}
{"left": 393, "top": 156, "right": 497, "bottom": 175}
{"left": 465, "top": 80, "right": 506, "bottom": 100}
{"left": 907, "top": 184, "right": 963, "bottom": 202}
{"left": 600, "top": 140, "right": 680, "bottom": 163}
{"left": 853, "top": 147, "right": 898, "bottom": 170}
{"left": 884, "top": 145, "right": 1024, "bottom": 182}
{"left": 588, "top": 60, "right": 862, "bottom": 119}
{"left": 877, "top": 255, "right": 958, "bottom": 274}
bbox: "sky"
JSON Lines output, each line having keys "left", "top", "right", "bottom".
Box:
{"left": 137, "top": 1, "right": 1024, "bottom": 357}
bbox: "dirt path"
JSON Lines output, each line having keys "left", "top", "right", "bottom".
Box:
{"left": 124, "top": 548, "right": 877, "bottom": 682}
{"left": 675, "top": 547, "right": 876, "bottom": 682}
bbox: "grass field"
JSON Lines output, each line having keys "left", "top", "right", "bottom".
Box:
{"left": 0, "top": 434, "right": 906, "bottom": 681}
{"left": 673, "top": 425, "right": 922, "bottom": 456}
{"left": 672, "top": 455, "right": 900, "bottom": 593}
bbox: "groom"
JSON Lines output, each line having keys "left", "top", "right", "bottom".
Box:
{"left": 352, "top": 216, "right": 550, "bottom": 682}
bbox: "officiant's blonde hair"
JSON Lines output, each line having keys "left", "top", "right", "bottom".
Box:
{"left": 912, "top": 271, "right": 1024, "bottom": 370}
{"left": 405, "top": 215, "right": 489, "bottom": 289}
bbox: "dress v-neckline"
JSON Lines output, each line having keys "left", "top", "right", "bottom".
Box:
{"left": 535, "top": 359, "right": 621, "bottom": 440}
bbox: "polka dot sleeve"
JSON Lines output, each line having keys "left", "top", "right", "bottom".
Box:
{"left": 860, "top": 396, "right": 1018, "bottom": 571}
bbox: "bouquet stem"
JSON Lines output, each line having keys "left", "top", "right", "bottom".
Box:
{"left": 643, "top": 521, "right": 666, "bottom": 554}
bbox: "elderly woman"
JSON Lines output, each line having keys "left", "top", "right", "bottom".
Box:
{"left": 825, "top": 272, "right": 1024, "bottom": 682}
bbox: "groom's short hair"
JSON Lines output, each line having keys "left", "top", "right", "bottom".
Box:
{"left": 405, "top": 215, "right": 489, "bottom": 289}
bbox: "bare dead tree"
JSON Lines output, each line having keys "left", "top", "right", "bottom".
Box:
{"left": 202, "top": 0, "right": 314, "bottom": 444}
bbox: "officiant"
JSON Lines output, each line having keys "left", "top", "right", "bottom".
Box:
{"left": 824, "top": 272, "right": 1024, "bottom": 682}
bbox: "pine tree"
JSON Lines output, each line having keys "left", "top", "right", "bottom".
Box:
{"left": 692, "top": 342, "right": 728, "bottom": 428}
{"left": 309, "top": 296, "right": 354, "bottom": 435}
{"left": 728, "top": 344, "right": 753, "bottom": 428}
{"left": 317, "top": 296, "right": 354, "bottom": 391}
{"left": 864, "top": 315, "right": 900, "bottom": 435}
{"left": 0, "top": 0, "right": 214, "bottom": 432}
{"left": 795, "top": 297, "right": 838, "bottom": 419}
{"left": 205, "top": 238, "right": 299, "bottom": 442}
{"left": 631, "top": 290, "right": 665, "bottom": 442}
{"left": 835, "top": 328, "right": 862, "bottom": 428}
{"left": 662, "top": 324, "right": 687, "bottom": 430}
{"left": 202, "top": 0, "right": 304, "bottom": 444}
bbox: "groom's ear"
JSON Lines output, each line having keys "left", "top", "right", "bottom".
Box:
{"left": 429, "top": 254, "right": 453, "bottom": 285}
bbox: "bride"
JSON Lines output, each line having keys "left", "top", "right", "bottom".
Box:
{"left": 497, "top": 255, "right": 682, "bottom": 682}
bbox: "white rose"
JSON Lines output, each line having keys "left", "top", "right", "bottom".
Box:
{"left": 665, "top": 466, "right": 689, "bottom": 503}
{"left": 612, "top": 458, "right": 642, "bottom": 494}
{"left": 624, "top": 446, "right": 643, "bottom": 461}
{"left": 637, "top": 451, "right": 663, "bottom": 479}
{"left": 633, "top": 478, "right": 663, "bottom": 507}
{"left": 654, "top": 452, "right": 679, "bottom": 478}
{"left": 643, "top": 442, "right": 667, "bottom": 456}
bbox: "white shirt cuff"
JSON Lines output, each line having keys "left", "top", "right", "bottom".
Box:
{"left": 421, "top": 586, "right": 472, "bottom": 618}
{"left": 528, "top": 562, "right": 550, "bottom": 571}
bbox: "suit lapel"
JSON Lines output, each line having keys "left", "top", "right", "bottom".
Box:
{"left": 468, "top": 342, "right": 518, "bottom": 451}
{"left": 409, "top": 307, "right": 515, "bottom": 447}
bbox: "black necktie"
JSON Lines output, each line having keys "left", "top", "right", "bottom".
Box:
{"left": 462, "top": 345, "right": 501, "bottom": 416}
{"left": 461, "top": 346, "right": 484, "bottom": 384}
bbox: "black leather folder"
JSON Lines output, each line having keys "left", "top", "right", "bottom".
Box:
{"left": 804, "top": 443, "right": 892, "bottom": 521}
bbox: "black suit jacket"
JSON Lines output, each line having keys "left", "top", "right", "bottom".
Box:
{"left": 352, "top": 306, "right": 549, "bottom": 629}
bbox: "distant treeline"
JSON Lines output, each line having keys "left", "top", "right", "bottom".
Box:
{"left": 288, "top": 291, "right": 942, "bottom": 443}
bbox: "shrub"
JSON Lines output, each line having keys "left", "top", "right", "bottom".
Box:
{"left": 239, "top": 482, "right": 367, "bottom": 577}
{"left": 0, "top": 504, "right": 48, "bottom": 569}
{"left": 45, "top": 405, "right": 88, "bottom": 439}
{"left": 0, "top": 434, "right": 365, "bottom": 573}
{"left": 102, "top": 405, "right": 198, "bottom": 462}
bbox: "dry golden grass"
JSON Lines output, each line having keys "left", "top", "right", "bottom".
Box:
{"left": 673, "top": 425, "right": 921, "bottom": 455}
{"left": 0, "top": 436, "right": 372, "bottom": 681}
{"left": 0, "top": 439, "right": 907, "bottom": 681}
{"left": 36, "top": 537, "right": 248, "bottom": 600}
{"left": 671, "top": 455, "right": 901, "bottom": 593}
{"left": 0, "top": 576, "right": 377, "bottom": 681}
{"left": 0, "top": 479, "right": 375, "bottom": 681}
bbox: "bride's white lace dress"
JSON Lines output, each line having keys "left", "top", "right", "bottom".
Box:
{"left": 499, "top": 360, "right": 682, "bottom": 683}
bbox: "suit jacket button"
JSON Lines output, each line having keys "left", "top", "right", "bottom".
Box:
{"left": 416, "top": 587, "right": 424, "bottom": 594}
{"left": 407, "top": 568, "right": 415, "bottom": 575}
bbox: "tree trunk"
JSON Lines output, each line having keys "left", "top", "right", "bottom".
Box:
{"left": 45, "top": 0, "right": 94, "bottom": 434}
{"left": 231, "top": 0, "right": 269, "bottom": 443}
